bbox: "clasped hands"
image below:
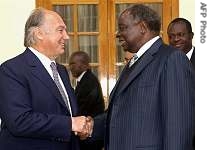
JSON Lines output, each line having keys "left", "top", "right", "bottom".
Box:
{"left": 72, "top": 116, "right": 93, "bottom": 140}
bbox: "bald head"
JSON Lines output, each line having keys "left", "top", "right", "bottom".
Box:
{"left": 69, "top": 51, "right": 90, "bottom": 78}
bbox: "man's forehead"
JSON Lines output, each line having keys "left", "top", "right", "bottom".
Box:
{"left": 171, "top": 22, "right": 187, "bottom": 28}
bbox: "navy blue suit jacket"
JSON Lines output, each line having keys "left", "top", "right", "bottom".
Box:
{"left": 93, "top": 38, "right": 195, "bottom": 150}
{"left": 0, "top": 48, "right": 79, "bottom": 150}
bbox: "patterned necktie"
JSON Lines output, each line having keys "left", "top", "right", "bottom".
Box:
{"left": 129, "top": 54, "right": 138, "bottom": 67}
{"left": 50, "top": 62, "right": 71, "bottom": 114}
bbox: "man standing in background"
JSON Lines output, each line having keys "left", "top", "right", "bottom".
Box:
{"left": 167, "top": 17, "right": 195, "bottom": 149}
{"left": 69, "top": 51, "right": 105, "bottom": 150}
{"left": 167, "top": 18, "right": 195, "bottom": 68}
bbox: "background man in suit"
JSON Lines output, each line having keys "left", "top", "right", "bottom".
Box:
{"left": 69, "top": 51, "right": 105, "bottom": 150}
{"left": 0, "top": 8, "right": 92, "bottom": 150}
{"left": 167, "top": 18, "right": 195, "bottom": 68}
{"left": 167, "top": 17, "right": 195, "bottom": 149}
{"left": 92, "top": 4, "right": 194, "bottom": 150}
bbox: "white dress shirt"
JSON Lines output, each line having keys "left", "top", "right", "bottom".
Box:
{"left": 186, "top": 46, "right": 194, "bottom": 60}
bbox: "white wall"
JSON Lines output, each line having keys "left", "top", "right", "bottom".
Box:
{"left": 0, "top": 0, "right": 194, "bottom": 64}
{"left": 0, "top": 0, "right": 35, "bottom": 64}
{"left": 179, "top": 0, "right": 195, "bottom": 44}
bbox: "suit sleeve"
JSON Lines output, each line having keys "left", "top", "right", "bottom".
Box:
{"left": 161, "top": 51, "right": 195, "bottom": 150}
{"left": 91, "top": 112, "right": 107, "bottom": 141}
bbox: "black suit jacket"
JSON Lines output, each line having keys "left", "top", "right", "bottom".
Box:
{"left": 75, "top": 69, "right": 105, "bottom": 117}
{"left": 190, "top": 48, "right": 195, "bottom": 69}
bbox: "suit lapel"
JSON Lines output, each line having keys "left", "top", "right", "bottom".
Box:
{"left": 110, "top": 38, "right": 163, "bottom": 101}
{"left": 190, "top": 48, "right": 195, "bottom": 69}
{"left": 24, "top": 49, "right": 69, "bottom": 111}
{"left": 109, "top": 64, "right": 129, "bottom": 99}
{"left": 75, "top": 71, "right": 88, "bottom": 95}
{"left": 115, "top": 52, "right": 154, "bottom": 97}
{"left": 57, "top": 65, "right": 78, "bottom": 115}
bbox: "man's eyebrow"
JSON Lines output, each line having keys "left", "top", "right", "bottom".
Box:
{"left": 57, "top": 25, "right": 66, "bottom": 29}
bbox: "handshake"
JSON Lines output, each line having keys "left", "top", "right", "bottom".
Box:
{"left": 72, "top": 116, "right": 93, "bottom": 140}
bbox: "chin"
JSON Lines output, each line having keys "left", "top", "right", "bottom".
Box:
{"left": 122, "top": 47, "right": 129, "bottom": 51}
{"left": 59, "top": 49, "right": 65, "bottom": 54}
{"left": 175, "top": 46, "right": 184, "bottom": 50}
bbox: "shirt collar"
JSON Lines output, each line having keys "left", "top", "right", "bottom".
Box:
{"left": 28, "top": 47, "right": 54, "bottom": 67}
{"left": 76, "top": 71, "right": 87, "bottom": 82}
{"left": 186, "top": 46, "right": 194, "bottom": 60}
{"left": 135, "top": 36, "right": 160, "bottom": 58}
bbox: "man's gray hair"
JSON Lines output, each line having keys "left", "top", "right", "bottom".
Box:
{"left": 24, "top": 8, "right": 45, "bottom": 47}
{"left": 123, "top": 4, "right": 161, "bottom": 34}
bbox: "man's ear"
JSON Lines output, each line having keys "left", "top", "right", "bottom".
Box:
{"left": 191, "top": 32, "right": 194, "bottom": 39}
{"left": 34, "top": 27, "right": 44, "bottom": 40}
{"left": 139, "top": 21, "right": 148, "bottom": 34}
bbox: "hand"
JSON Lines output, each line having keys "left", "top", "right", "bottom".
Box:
{"left": 71, "top": 116, "right": 93, "bottom": 139}
{"left": 72, "top": 116, "right": 88, "bottom": 133}
{"left": 86, "top": 116, "right": 94, "bottom": 136}
{"left": 78, "top": 116, "right": 94, "bottom": 140}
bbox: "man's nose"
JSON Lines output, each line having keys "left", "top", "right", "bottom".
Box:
{"left": 116, "top": 31, "right": 120, "bottom": 38}
{"left": 64, "top": 31, "right": 69, "bottom": 40}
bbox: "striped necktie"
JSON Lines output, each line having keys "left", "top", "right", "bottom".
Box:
{"left": 50, "top": 62, "right": 72, "bottom": 115}
{"left": 129, "top": 54, "right": 138, "bottom": 67}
